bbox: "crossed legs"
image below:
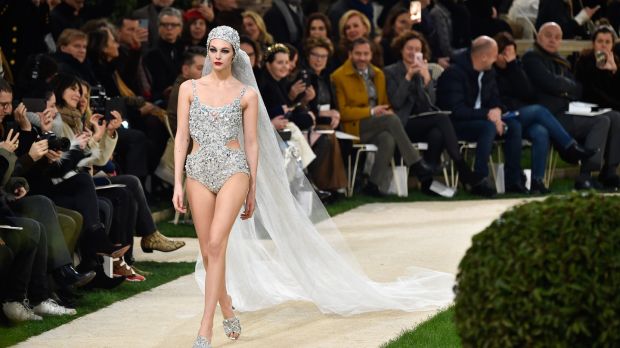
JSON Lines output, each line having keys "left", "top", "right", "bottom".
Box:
{"left": 186, "top": 173, "right": 249, "bottom": 342}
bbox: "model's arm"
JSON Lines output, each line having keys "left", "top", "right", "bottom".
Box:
{"left": 241, "top": 87, "right": 259, "bottom": 220}
{"left": 172, "top": 80, "right": 192, "bottom": 213}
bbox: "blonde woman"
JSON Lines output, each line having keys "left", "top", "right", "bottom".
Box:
{"left": 242, "top": 10, "right": 273, "bottom": 51}
{"left": 337, "top": 10, "right": 384, "bottom": 67}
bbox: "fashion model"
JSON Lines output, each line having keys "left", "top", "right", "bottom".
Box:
{"left": 174, "top": 26, "right": 454, "bottom": 348}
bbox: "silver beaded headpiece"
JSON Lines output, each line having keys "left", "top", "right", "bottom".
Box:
{"left": 207, "top": 26, "right": 241, "bottom": 60}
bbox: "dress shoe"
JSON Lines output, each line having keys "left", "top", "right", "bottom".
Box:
{"left": 362, "top": 181, "right": 386, "bottom": 197}
{"left": 598, "top": 173, "right": 620, "bottom": 191}
{"left": 574, "top": 178, "right": 603, "bottom": 190}
{"left": 505, "top": 182, "right": 530, "bottom": 194}
{"left": 410, "top": 159, "right": 434, "bottom": 182}
{"left": 53, "top": 265, "right": 96, "bottom": 288}
{"left": 469, "top": 180, "right": 497, "bottom": 197}
{"left": 558, "top": 142, "right": 598, "bottom": 164}
{"left": 530, "top": 178, "right": 551, "bottom": 195}
{"left": 141, "top": 231, "right": 186, "bottom": 253}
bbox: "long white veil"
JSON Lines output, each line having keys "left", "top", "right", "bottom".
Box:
{"left": 195, "top": 26, "right": 454, "bottom": 315}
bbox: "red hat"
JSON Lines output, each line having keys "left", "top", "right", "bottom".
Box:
{"left": 184, "top": 8, "right": 206, "bottom": 23}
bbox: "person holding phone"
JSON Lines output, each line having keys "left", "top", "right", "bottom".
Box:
{"left": 385, "top": 30, "right": 495, "bottom": 196}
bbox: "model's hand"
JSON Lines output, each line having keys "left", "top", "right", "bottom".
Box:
{"left": 172, "top": 185, "right": 186, "bottom": 213}
{"left": 241, "top": 188, "right": 255, "bottom": 220}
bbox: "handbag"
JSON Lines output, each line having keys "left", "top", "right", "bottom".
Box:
{"left": 387, "top": 160, "right": 409, "bottom": 197}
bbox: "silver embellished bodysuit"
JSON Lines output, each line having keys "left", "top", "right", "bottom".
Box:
{"left": 185, "top": 80, "right": 250, "bottom": 193}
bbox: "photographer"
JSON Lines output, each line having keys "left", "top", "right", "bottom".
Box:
{"left": 575, "top": 26, "right": 620, "bottom": 110}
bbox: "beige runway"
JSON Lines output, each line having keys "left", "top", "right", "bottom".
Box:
{"left": 14, "top": 198, "right": 533, "bottom": 348}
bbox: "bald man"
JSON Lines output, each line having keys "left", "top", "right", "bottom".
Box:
{"left": 437, "top": 36, "right": 526, "bottom": 195}
{"left": 523, "top": 22, "right": 620, "bottom": 190}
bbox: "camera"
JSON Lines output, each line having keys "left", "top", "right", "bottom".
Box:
{"left": 39, "top": 131, "right": 70, "bottom": 152}
{"left": 90, "top": 84, "right": 107, "bottom": 116}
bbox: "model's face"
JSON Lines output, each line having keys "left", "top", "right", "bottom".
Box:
{"left": 344, "top": 15, "right": 367, "bottom": 41}
{"left": 594, "top": 32, "right": 614, "bottom": 53}
{"left": 308, "top": 47, "right": 329, "bottom": 73}
{"left": 0, "top": 91, "right": 12, "bottom": 119}
{"left": 240, "top": 42, "right": 257, "bottom": 67}
{"left": 401, "top": 38, "right": 422, "bottom": 65}
{"left": 267, "top": 52, "right": 290, "bottom": 80}
{"left": 119, "top": 19, "right": 139, "bottom": 45}
{"left": 63, "top": 83, "right": 81, "bottom": 109}
{"left": 208, "top": 38, "right": 235, "bottom": 71}
{"left": 350, "top": 43, "right": 372, "bottom": 70}
{"left": 243, "top": 16, "right": 260, "bottom": 41}
{"left": 309, "top": 19, "right": 328, "bottom": 39}
{"left": 537, "top": 26, "right": 562, "bottom": 54}
{"left": 394, "top": 13, "right": 413, "bottom": 36}
{"left": 103, "top": 29, "right": 120, "bottom": 60}
{"left": 61, "top": 38, "right": 88, "bottom": 63}
{"left": 159, "top": 14, "right": 182, "bottom": 43}
{"left": 190, "top": 19, "right": 207, "bottom": 41}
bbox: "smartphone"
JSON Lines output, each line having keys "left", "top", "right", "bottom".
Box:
{"left": 410, "top": 1, "right": 422, "bottom": 22}
{"left": 21, "top": 98, "right": 46, "bottom": 113}
{"left": 104, "top": 97, "right": 125, "bottom": 122}
{"left": 414, "top": 52, "right": 424, "bottom": 64}
{"left": 138, "top": 19, "right": 149, "bottom": 29}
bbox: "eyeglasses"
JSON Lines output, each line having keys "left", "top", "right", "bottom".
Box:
{"left": 310, "top": 52, "right": 329, "bottom": 60}
{"left": 159, "top": 22, "right": 181, "bottom": 29}
{"left": 0, "top": 102, "right": 11, "bottom": 109}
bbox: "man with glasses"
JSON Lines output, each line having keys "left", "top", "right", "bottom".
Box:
{"left": 132, "top": 0, "right": 176, "bottom": 48}
{"left": 144, "top": 6, "right": 184, "bottom": 107}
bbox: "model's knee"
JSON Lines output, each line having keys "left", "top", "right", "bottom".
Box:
{"left": 206, "top": 238, "right": 226, "bottom": 258}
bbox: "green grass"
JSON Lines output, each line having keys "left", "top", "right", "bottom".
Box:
{"left": 383, "top": 307, "right": 460, "bottom": 348}
{"left": 0, "top": 262, "right": 195, "bottom": 348}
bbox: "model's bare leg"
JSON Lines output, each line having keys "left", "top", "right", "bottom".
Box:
{"left": 201, "top": 173, "right": 249, "bottom": 341}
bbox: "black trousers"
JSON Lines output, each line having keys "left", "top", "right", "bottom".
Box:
{"left": 115, "top": 127, "right": 149, "bottom": 179}
{"left": 0, "top": 217, "right": 48, "bottom": 304}
{"left": 9, "top": 195, "right": 72, "bottom": 271}
{"left": 127, "top": 115, "right": 169, "bottom": 174}
{"left": 405, "top": 113, "right": 464, "bottom": 167}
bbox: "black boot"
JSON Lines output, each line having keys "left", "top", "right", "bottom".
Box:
{"left": 410, "top": 159, "right": 434, "bottom": 182}
{"left": 362, "top": 181, "right": 386, "bottom": 197}
{"left": 558, "top": 142, "right": 598, "bottom": 164}
{"left": 53, "top": 265, "right": 97, "bottom": 288}
{"left": 530, "top": 178, "right": 551, "bottom": 195}
{"left": 455, "top": 160, "right": 496, "bottom": 197}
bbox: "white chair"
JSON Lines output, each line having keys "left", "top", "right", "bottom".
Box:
{"left": 347, "top": 143, "right": 378, "bottom": 197}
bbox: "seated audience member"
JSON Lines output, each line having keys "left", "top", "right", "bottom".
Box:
{"left": 240, "top": 36, "right": 262, "bottom": 74}
{"left": 144, "top": 7, "right": 185, "bottom": 106}
{"left": 327, "top": 0, "right": 375, "bottom": 42}
{"left": 54, "top": 28, "right": 98, "bottom": 85}
{"left": 210, "top": 0, "right": 244, "bottom": 33}
{"left": 493, "top": 31, "right": 597, "bottom": 193}
{"left": 168, "top": 47, "right": 207, "bottom": 136}
{"left": 384, "top": 30, "right": 493, "bottom": 196}
{"left": 302, "top": 37, "right": 348, "bottom": 192}
{"left": 522, "top": 22, "right": 620, "bottom": 190}
{"left": 575, "top": 26, "right": 620, "bottom": 110}
{"left": 429, "top": 0, "right": 472, "bottom": 68}
{"left": 258, "top": 44, "right": 317, "bottom": 169}
{"left": 380, "top": 6, "right": 415, "bottom": 67}
{"left": 116, "top": 15, "right": 151, "bottom": 97}
{"left": 87, "top": 27, "right": 169, "bottom": 178}
{"left": 437, "top": 36, "right": 526, "bottom": 194}
{"left": 336, "top": 10, "right": 384, "bottom": 68}
{"left": 132, "top": 0, "right": 178, "bottom": 47}
{"left": 331, "top": 37, "right": 434, "bottom": 196}
{"left": 242, "top": 10, "right": 274, "bottom": 52}
{"left": 264, "top": 0, "right": 305, "bottom": 50}
{"left": 50, "top": 0, "right": 116, "bottom": 41}
{"left": 181, "top": 8, "right": 209, "bottom": 49}
{"left": 304, "top": 12, "right": 333, "bottom": 41}
{"left": 535, "top": 0, "right": 599, "bottom": 39}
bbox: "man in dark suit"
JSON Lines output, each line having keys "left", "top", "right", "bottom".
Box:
{"left": 264, "top": 0, "right": 305, "bottom": 50}
{"left": 131, "top": 0, "right": 175, "bottom": 48}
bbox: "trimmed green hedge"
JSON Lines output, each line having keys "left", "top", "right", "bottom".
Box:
{"left": 454, "top": 192, "right": 620, "bottom": 347}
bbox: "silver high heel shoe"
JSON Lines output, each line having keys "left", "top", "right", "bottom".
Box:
{"left": 223, "top": 295, "right": 241, "bottom": 340}
{"left": 192, "top": 335, "right": 211, "bottom": 348}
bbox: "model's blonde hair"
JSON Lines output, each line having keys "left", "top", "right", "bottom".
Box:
{"left": 242, "top": 10, "right": 274, "bottom": 46}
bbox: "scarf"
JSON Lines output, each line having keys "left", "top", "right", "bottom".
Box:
{"left": 58, "top": 105, "right": 83, "bottom": 135}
